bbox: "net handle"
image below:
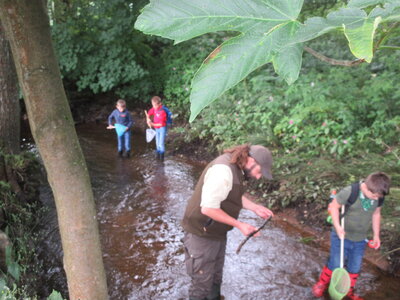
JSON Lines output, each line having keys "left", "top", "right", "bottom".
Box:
{"left": 340, "top": 205, "right": 345, "bottom": 268}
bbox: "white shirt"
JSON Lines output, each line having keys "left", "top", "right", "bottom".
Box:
{"left": 200, "top": 164, "right": 233, "bottom": 208}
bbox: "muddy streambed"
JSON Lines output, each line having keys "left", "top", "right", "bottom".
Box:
{"left": 34, "top": 123, "right": 400, "bottom": 299}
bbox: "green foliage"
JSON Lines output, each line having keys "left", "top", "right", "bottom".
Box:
{"left": 5, "top": 246, "right": 20, "bottom": 282}
{"left": 176, "top": 35, "right": 400, "bottom": 158}
{"left": 161, "top": 33, "right": 226, "bottom": 120}
{"left": 381, "top": 187, "right": 400, "bottom": 232}
{"left": 0, "top": 151, "right": 44, "bottom": 299}
{"left": 47, "top": 290, "right": 65, "bottom": 300}
{"left": 0, "top": 279, "right": 19, "bottom": 300}
{"left": 253, "top": 151, "right": 400, "bottom": 210}
{"left": 50, "top": 0, "right": 158, "bottom": 100}
{"left": 135, "top": 0, "right": 400, "bottom": 120}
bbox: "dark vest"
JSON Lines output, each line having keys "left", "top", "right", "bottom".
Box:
{"left": 181, "top": 153, "right": 244, "bottom": 240}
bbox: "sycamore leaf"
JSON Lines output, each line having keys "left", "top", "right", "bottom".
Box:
{"left": 135, "top": 0, "right": 302, "bottom": 44}
{"left": 190, "top": 22, "right": 303, "bottom": 121}
{"left": 369, "top": 2, "right": 400, "bottom": 20}
{"left": 294, "top": 3, "right": 400, "bottom": 62}
{"left": 272, "top": 26, "right": 303, "bottom": 85}
{"left": 135, "top": 0, "right": 304, "bottom": 121}
{"left": 348, "top": 0, "right": 399, "bottom": 8}
{"left": 344, "top": 16, "right": 381, "bottom": 62}
{"left": 135, "top": 0, "right": 400, "bottom": 121}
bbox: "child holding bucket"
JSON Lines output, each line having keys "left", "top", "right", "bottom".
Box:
{"left": 146, "top": 96, "right": 167, "bottom": 161}
{"left": 107, "top": 99, "right": 134, "bottom": 157}
{"left": 312, "top": 172, "right": 390, "bottom": 300}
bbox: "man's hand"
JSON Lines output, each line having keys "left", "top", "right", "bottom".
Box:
{"left": 237, "top": 222, "right": 259, "bottom": 237}
{"left": 254, "top": 205, "right": 274, "bottom": 219}
{"left": 107, "top": 125, "right": 115, "bottom": 129}
{"left": 242, "top": 195, "right": 274, "bottom": 219}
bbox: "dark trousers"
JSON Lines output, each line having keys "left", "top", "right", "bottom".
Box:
{"left": 183, "top": 232, "right": 227, "bottom": 299}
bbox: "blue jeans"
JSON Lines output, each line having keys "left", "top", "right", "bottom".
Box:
{"left": 117, "top": 130, "right": 131, "bottom": 152}
{"left": 327, "top": 230, "right": 366, "bottom": 274}
{"left": 155, "top": 126, "right": 166, "bottom": 154}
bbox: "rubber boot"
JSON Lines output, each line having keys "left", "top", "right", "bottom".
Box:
{"left": 346, "top": 273, "right": 364, "bottom": 300}
{"left": 312, "top": 266, "right": 333, "bottom": 297}
{"left": 125, "top": 150, "right": 130, "bottom": 158}
{"left": 160, "top": 152, "right": 164, "bottom": 162}
{"left": 206, "top": 283, "right": 221, "bottom": 300}
{"left": 155, "top": 151, "right": 160, "bottom": 159}
{"left": 118, "top": 150, "right": 123, "bottom": 157}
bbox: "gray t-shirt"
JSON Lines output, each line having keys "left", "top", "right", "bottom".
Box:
{"left": 335, "top": 184, "right": 380, "bottom": 241}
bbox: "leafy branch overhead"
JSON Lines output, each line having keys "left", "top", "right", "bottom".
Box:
{"left": 135, "top": 0, "right": 400, "bottom": 121}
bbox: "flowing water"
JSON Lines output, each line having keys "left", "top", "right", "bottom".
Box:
{"left": 34, "top": 123, "right": 399, "bottom": 300}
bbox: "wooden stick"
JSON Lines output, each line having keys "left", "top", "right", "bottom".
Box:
{"left": 236, "top": 216, "right": 272, "bottom": 254}
{"left": 144, "top": 110, "right": 152, "bottom": 128}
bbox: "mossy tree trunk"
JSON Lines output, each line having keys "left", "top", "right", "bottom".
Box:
{"left": 0, "top": 1, "right": 108, "bottom": 299}
{"left": 0, "top": 22, "right": 19, "bottom": 185}
{"left": 0, "top": 22, "right": 19, "bottom": 155}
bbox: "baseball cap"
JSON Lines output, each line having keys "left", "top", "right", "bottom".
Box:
{"left": 249, "top": 145, "right": 273, "bottom": 179}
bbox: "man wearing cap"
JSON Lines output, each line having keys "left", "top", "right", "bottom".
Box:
{"left": 181, "top": 144, "right": 274, "bottom": 300}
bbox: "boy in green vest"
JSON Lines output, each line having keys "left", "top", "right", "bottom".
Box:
{"left": 312, "top": 172, "right": 390, "bottom": 300}
{"left": 182, "top": 144, "right": 274, "bottom": 300}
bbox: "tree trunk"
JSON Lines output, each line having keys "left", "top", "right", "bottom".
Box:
{"left": 0, "top": 22, "right": 19, "bottom": 154}
{"left": 0, "top": 1, "right": 108, "bottom": 299}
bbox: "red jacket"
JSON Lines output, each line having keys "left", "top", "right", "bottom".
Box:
{"left": 148, "top": 106, "right": 167, "bottom": 128}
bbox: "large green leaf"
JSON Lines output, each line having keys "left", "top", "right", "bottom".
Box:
{"left": 343, "top": 16, "right": 381, "bottom": 62}
{"left": 189, "top": 22, "right": 303, "bottom": 121}
{"left": 135, "top": 0, "right": 304, "bottom": 121}
{"left": 272, "top": 24, "right": 303, "bottom": 85}
{"left": 135, "top": 0, "right": 303, "bottom": 43}
{"left": 135, "top": 0, "right": 400, "bottom": 121}
{"left": 348, "top": 0, "right": 399, "bottom": 8}
{"left": 294, "top": 3, "right": 400, "bottom": 62}
{"left": 369, "top": 2, "right": 400, "bottom": 21}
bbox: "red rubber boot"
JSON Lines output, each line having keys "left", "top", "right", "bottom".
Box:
{"left": 312, "top": 266, "right": 333, "bottom": 297}
{"left": 346, "top": 273, "right": 364, "bottom": 300}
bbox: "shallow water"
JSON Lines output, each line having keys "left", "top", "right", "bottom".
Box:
{"left": 35, "top": 123, "right": 400, "bottom": 299}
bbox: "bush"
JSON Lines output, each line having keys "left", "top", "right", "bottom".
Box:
{"left": 180, "top": 36, "right": 400, "bottom": 158}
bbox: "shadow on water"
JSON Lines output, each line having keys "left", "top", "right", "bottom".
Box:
{"left": 35, "top": 123, "right": 400, "bottom": 299}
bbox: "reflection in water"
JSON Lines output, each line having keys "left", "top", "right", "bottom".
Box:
{"left": 35, "top": 123, "right": 400, "bottom": 300}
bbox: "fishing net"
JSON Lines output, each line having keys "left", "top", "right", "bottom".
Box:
{"left": 328, "top": 268, "right": 351, "bottom": 300}
{"left": 146, "top": 128, "right": 156, "bottom": 143}
{"left": 115, "top": 124, "right": 128, "bottom": 137}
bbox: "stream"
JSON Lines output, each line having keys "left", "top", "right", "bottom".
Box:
{"left": 32, "top": 123, "right": 400, "bottom": 300}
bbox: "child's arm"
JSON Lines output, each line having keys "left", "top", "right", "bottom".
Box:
{"left": 330, "top": 197, "right": 345, "bottom": 239}
{"left": 145, "top": 110, "right": 153, "bottom": 128}
{"left": 107, "top": 111, "right": 115, "bottom": 129}
{"left": 126, "top": 112, "right": 133, "bottom": 130}
{"left": 371, "top": 207, "right": 382, "bottom": 249}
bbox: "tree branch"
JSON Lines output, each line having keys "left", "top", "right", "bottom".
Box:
{"left": 379, "top": 45, "right": 400, "bottom": 50}
{"left": 304, "top": 46, "right": 365, "bottom": 67}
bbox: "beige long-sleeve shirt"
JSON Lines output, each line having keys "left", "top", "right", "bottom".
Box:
{"left": 200, "top": 164, "right": 233, "bottom": 209}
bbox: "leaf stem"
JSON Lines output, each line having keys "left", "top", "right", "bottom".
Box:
{"left": 378, "top": 45, "right": 400, "bottom": 50}
{"left": 304, "top": 46, "right": 365, "bottom": 67}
